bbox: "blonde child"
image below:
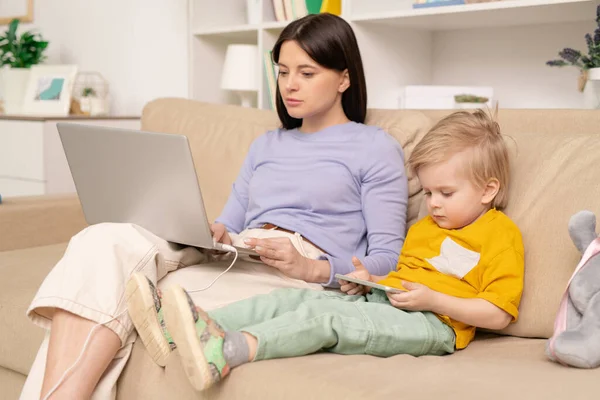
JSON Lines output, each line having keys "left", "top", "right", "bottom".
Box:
{"left": 127, "top": 109, "right": 524, "bottom": 391}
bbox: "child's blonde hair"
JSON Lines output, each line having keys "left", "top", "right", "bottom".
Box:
{"left": 409, "top": 108, "right": 510, "bottom": 209}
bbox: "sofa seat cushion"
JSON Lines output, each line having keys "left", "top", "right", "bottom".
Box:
{"left": 118, "top": 334, "right": 599, "bottom": 399}
{"left": 0, "top": 243, "right": 65, "bottom": 374}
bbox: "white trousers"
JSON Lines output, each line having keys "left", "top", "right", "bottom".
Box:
{"left": 20, "top": 223, "right": 324, "bottom": 399}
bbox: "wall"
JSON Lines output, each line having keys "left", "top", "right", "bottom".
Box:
{"left": 2, "top": 0, "right": 188, "bottom": 115}
{"left": 432, "top": 21, "right": 595, "bottom": 109}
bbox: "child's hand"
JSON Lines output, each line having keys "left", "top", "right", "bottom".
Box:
{"left": 339, "top": 257, "right": 372, "bottom": 296}
{"left": 386, "top": 281, "right": 439, "bottom": 312}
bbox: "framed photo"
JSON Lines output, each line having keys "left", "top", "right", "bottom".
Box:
{"left": 0, "top": 0, "right": 33, "bottom": 25}
{"left": 21, "top": 65, "right": 78, "bottom": 117}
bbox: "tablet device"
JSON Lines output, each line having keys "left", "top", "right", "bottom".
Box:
{"left": 334, "top": 274, "right": 405, "bottom": 294}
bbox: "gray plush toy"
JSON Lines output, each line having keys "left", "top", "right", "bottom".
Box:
{"left": 546, "top": 210, "right": 600, "bottom": 368}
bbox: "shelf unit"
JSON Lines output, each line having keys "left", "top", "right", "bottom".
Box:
{"left": 189, "top": 0, "right": 600, "bottom": 110}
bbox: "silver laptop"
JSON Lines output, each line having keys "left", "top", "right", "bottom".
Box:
{"left": 56, "top": 123, "right": 257, "bottom": 256}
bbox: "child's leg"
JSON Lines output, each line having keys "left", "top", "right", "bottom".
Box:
{"left": 243, "top": 297, "right": 456, "bottom": 361}
{"left": 162, "top": 286, "right": 364, "bottom": 391}
{"left": 208, "top": 287, "right": 361, "bottom": 331}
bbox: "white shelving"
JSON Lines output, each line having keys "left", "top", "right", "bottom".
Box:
{"left": 351, "top": 0, "right": 594, "bottom": 30}
{"left": 189, "top": 0, "right": 600, "bottom": 110}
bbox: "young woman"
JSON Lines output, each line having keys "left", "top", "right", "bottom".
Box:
{"left": 21, "top": 13, "right": 408, "bottom": 399}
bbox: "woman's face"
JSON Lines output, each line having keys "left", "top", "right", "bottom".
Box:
{"left": 277, "top": 40, "right": 349, "bottom": 121}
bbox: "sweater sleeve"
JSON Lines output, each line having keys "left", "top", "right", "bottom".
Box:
{"left": 323, "top": 133, "right": 408, "bottom": 286}
{"left": 214, "top": 139, "right": 260, "bottom": 234}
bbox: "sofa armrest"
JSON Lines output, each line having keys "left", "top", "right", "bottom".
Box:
{"left": 0, "top": 194, "right": 88, "bottom": 252}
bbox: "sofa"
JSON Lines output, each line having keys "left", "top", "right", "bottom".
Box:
{"left": 1, "top": 98, "right": 600, "bottom": 399}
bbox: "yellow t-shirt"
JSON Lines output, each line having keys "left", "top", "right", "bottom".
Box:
{"left": 377, "top": 209, "right": 524, "bottom": 349}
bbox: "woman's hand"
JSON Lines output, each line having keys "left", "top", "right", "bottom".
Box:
{"left": 243, "top": 237, "right": 329, "bottom": 283}
{"left": 210, "top": 223, "right": 232, "bottom": 245}
{"left": 386, "top": 281, "right": 439, "bottom": 312}
{"left": 338, "top": 257, "right": 372, "bottom": 296}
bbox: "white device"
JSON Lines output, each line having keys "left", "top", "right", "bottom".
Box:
{"left": 335, "top": 273, "right": 405, "bottom": 294}
{"left": 56, "top": 122, "right": 257, "bottom": 257}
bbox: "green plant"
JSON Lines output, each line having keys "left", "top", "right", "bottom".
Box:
{"left": 546, "top": 5, "right": 600, "bottom": 71}
{"left": 454, "top": 94, "right": 489, "bottom": 103}
{"left": 0, "top": 19, "right": 49, "bottom": 68}
{"left": 82, "top": 87, "right": 97, "bottom": 97}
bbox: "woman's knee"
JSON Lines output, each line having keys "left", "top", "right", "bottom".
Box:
{"left": 74, "top": 223, "right": 147, "bottom": 246}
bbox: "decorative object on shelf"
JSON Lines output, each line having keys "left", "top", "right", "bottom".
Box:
{"left": 412, "top": 0, "right": 501, "bottom": 8}
{"left": 0, "top": 0, "right": 33, "bottom": 25}
{"left": 221, "top": 44, "right": 258, "bottom": 107}
{"left": 71, "top": 71, "right": 111, "bottom": 116}
{"left": 399, "top": 85, "right": 493, "bottom": 109}
{"left": 21, "top": 64, "right": 78, "bottom": 117}
{"left": 454, "top": 94, "right": 490, "bottom": 109}
{"left": 547, "top": 5, "right": 600, "bottom": 109}
{"left": 0, "top": 18, "right": 48, "bottom": 115}
{"left": 246, "top": 0, "right": 261, "bottom": 24}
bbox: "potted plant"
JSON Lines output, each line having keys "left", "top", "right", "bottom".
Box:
{"left": 454, "top": 94, "right": 489, "bottom": 109}
{"left": 0, "top": 18, "right": 49, "bottom": 114}
{"left": 547, "top": 5, "right": 600, "bottom": 108}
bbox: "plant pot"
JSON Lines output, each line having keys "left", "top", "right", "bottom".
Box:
{"left": 0, "top": 68, "right": 30, "bottom": 115}
{"left": 583, "top": 68, "right": 600, "bottom": 109}
{"left": 454, "top": 102, "right": 487, "bottom": 109}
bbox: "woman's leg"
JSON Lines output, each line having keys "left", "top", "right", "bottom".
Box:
{"left": 41, "top": 310, "right": 121, "bottom": 399}
{"left": 21, "top": 223, "right": 206, "bottom": 400}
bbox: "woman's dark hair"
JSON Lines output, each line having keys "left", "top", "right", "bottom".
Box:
{"left": 272, "top": 13, "right": 367, "bottom": 130}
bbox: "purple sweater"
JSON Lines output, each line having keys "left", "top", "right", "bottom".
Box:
{"left": 215, "top": 122, "right": 408, "bottom": 286}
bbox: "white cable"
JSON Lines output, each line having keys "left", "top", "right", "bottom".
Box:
{"left": 41, "top": 308, "right": 129, "bottom": 400}
{"left": 188, "top": 245, "right": 239, "bottom": 293}
{"left": 42, "top": 243, "right": 239, "bottom": 398}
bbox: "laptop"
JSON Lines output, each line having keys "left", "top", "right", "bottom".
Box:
{"left": 56, "top": 123, "right": 257, "bottom": 256}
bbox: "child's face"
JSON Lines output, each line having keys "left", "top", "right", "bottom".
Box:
{"left": 418, "top": 151, "right": 495, "bottom": 230}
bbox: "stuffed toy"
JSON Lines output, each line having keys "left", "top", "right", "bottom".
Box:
{"left": 546, "top": 210, "right": 600, "bottom": 368}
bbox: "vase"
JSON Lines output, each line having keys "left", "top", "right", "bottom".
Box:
{"left": 583, "top": 68, "right": 600, "bottom": 109}
{"left": 246, "top": 0, "right": 260, "bottom": 24}
{"left": 0, "top": 68, "right": 30, "bottom": 115}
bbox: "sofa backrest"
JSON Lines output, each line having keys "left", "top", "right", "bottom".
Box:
{"left": 142, "top": 98, "right": 600, "bottom": 340}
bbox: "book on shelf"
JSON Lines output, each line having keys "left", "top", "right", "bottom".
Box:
{"left": 263, "top": 50, "right": 278, "bottom": 110}
{"left": 272, "top": 0, "right": 287, "bottom": 21}
{"left": 319, "top": 0, "right": 341, "bottom": 15}
{"left": 412, "top": 0, "right": 466, "bottom": 9}
{"left": 273, "top": 0, "right": 340, "bottom": 22}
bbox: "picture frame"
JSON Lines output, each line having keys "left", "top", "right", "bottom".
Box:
{"left": 0, "top": 0, "right": 34, "bottom": 25}
{"left": 21, "top": 65, "right": 78, "bottom": 117}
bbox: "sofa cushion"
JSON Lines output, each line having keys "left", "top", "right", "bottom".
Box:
{"left": 365, "top": 109, "right": 433, "bottom": 227}
{"left": 0, "top": 243, "right": 64, "bottom": 374}
{"left": 402, "top": 114, "right": 600, "bottom": 340}
{"left": 495, "top": 130, "right": 600, "bottom": 339}
{"left": 141, "top": 98, "right": 280, "bottom": 223}
{"left": 141, "top": 99, "right": 434, "bottom": 228}
{"left": 0, "top": 366, "right": 27, "bottom": 400}
{"left": 118, "top": 334, "right": 600, "bottom": 399}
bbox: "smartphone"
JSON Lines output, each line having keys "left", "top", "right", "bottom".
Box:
{"left": 334, "top": 273, "right": 405, "bottom": 294}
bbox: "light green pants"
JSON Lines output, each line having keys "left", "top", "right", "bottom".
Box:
{"left": 209, "top": 288, "right": 455, "bottom": 361}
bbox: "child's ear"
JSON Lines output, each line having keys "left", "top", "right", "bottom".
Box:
{"left": 481, "top": 178, "right": 500, "bottom": 205}
{"left": 339, "top": 69, "right": 350, "bottom": 93}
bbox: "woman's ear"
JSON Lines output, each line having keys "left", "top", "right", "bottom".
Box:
{"left": 339, "top": 69, "right": 350, "bottom": 93}
{"left": 481, "top": 178, "right": 500, "bottom": 205}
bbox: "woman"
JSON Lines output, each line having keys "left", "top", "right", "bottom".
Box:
{"left": 22, "top": 13, "right": 408, "bottom": 399}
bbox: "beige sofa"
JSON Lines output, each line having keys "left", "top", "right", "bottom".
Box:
{"left": 1, "top": 98, "right": 600, "bottom": 399}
